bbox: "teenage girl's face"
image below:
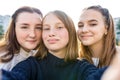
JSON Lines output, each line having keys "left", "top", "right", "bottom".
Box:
{"left": 15, "top": 12, "right": 42, "bottom": 52}
{"left": 77, "top": 9, "right": 107, "bottom": 47}
{"left": 42, "top": 13, "right": 69, "bottom": 55}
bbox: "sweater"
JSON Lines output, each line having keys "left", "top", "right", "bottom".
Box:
{"left": 1, "top": 53, "right": 106, "bottom": 80}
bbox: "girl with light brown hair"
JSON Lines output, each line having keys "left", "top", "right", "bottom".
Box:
{"left": 77, "top": 5, "right": 119, "bottom": 68}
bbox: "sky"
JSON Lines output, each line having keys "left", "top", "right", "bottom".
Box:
{"left": 0, "top": 0, "right": 120, "bottom": 26}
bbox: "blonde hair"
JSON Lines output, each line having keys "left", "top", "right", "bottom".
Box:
{"left": 36, "top": 10, "right": 79, "bottom": 61}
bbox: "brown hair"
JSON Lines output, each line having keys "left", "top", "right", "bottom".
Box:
{"left": 36, "top": 10, "right": 79, "bottom": 61}
{"left": 79, "top": 5, "right": 116, "bottom": 68}
{"left": 0, "top": 6, "right": 43, "bottom": 62}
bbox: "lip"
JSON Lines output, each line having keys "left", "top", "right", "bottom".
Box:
{"left": 80, "top": 35, "right": 92, "bottom": 39}
{"left": 81, "top": 34, "right": 93, "bottom": 37}
{"left": 27, "top": 40, "right": 37, "bottom": 43}
{"left": 48, "top": 39, "right": 59, "bottom": 44}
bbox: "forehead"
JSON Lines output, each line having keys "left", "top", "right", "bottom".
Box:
{"left": 43, "top": 13, "right": 62, "bottom": 24}
{"left": 79, "top": 9, "right": 104, "bottom": 22}
{"left": 16, "top": 12, "right": 42, "bottom": 23}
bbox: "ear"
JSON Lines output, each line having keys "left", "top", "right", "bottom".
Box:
{"left": 105, "top": 32, "right": 107, "bottom": 35}
{"left": 104, "top": 26, "right": 108, "bottom": 35}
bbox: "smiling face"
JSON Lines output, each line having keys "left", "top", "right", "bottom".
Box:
{"left": 15, "top": 12, "right": 42, "bottom": 52}
{"left": 42, "top": 13, "right": 69, "bottom": 56}
{"left": 77, "top": 9, "right": 107, "bottom": 47}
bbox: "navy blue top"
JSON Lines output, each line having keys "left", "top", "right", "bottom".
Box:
{"left": 2, "top": 53, "right": 106, "bottom": 80}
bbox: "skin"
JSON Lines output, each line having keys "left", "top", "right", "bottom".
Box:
{"left": 42, "top": 13, "right": 69, "bottom": 58}
{"left": 15, "top": 12, "right": 42, "bottom": 52}
{"left": 77, "top": 9, "right": 107, "bottom": 57}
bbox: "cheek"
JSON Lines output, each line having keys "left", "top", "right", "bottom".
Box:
{"left": 77, "top": 30, "right": 81, "bottom": 39}
{"left": 95, "top": 28, "right": 105, "bottom": 36}
{"left": 37, "top": 31, "right": 42, "bottom": 39}
{"left": 16, "top": 30, "right": 22, "bottom": 40}
{"left": 16, "top": 31, "right": 26, "bottom": 39}
{"left": 16, "top": 32, "right": 25, "bottom": 43}
{"left": 61, "top": 31, "right": 69, "bottom": 41}
{"left": 42, "top": 33, "right": 47, "bottom": 42}
{"left": 16, "top": 27, "right": 24, "bottom": 36}
{"left": 77, "top": 29, "right": 82, "bottom": 35}
{"left": 15, "top": 29, "right": 28, "bottom": 43}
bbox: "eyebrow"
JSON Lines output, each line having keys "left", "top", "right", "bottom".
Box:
{"left": 78, "top": 19, "right": 98, "bottom": 24}
{"left": 20, "top": 23, "right": 29, "bottom": 25}
{"left": 17, "top": 23, "right": 42, "bottom": 26}
{"left": 88, "top": 19, "right": 98, "bottom": 23}
{"left": 43, "top": 22, "right": 63, "bottom": 26}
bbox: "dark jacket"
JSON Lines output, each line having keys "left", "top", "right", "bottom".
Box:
{"left": 1, "top": 53, "right": 106, "bottom": 80}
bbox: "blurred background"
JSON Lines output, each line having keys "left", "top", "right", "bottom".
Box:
{"left": 0, "top": 0, "right": 120, "bottom": 45}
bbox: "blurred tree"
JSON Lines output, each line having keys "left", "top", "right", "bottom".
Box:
{"left": 0, "top": 25, "right": 4, "bottom": 35}
{"left": 116, "top": 19, "right": 120, "bottom": 30}
{"left": 116, "top": 19, "right": 120, "bottom": 45}
{"left": 0, "top": 25, "right": 4, "bottom": 39}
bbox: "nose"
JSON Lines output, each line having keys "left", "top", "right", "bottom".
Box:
{"left": 49, "top": 29, "right": 55, "bottom": 37}
{"left": 29, "top": 29, "right": 36, "bottom": 38}
{"left": 82, "top": 26, "right": 89, "bottom": 33}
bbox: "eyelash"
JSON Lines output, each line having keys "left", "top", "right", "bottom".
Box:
{"left": 21, "top": 26, "right": 28, "bottom": 29}
{"left": 78, "top": 24, "right": 83, "bottom": 28}
{"left": 35, "top": 26, "right": 42, "bottom": 30}
{"left": 57, "top": 26, "right": 63, "bottom": 29}
{"left": 78, "top": 23, "right": 97, "bottom": 28}
{"left": 43, "top": 27, "right": 50, "bottom": 30}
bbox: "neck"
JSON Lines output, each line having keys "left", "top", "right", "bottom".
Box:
{"left": 48, "top": 48, "right": 66, "bottom": 58}
{"left": 90, "top": 42, "right": 104, "bottom": 58}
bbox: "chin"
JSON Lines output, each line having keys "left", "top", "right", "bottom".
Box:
{"left": 82, "top": 42, "right": 91, "bottom": 46}
{"left": 27, "top": 47, "right": 36, "bottom": 50}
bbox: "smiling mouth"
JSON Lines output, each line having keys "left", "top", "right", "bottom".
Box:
{"left": 27, "top": 40, "right": 37, "bottom": 43}
{"left": 80, "top": 35, "right": 92, "bottom": 39}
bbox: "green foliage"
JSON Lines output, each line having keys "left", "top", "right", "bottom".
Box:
{"left": 0, "top": 25, "right": 4, "bottom": 35}
{"left": 117, "top": 19, "right": 120, "bottom": 30}
{"left": 116, "top": 19, "right": 120, "bottom": 45}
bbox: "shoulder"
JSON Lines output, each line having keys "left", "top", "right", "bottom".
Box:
{"left": 0, "top": 49, "right": 8, "bottom": 57}
{"left": 0, "top": 59, "right": 14, "bottom": 70}
{"left": 77, "top": 59, "right": 97, "bottom": 72}
{"left": 86, "top": 67, "right": 107, "bottom": 80}
{"left": 77, "top": 59, "right": 95, "bottom": 68}
{"left": 1, "top": 57, "right": 42, "bottom": 80}
{"left": 13, "top": 56, "right": 39, "bottom": 68}
{"left": 77, "top": 59, "right": 107, "bottom": 80}
{"left": 10, "top": 57, "right": 40, "bottom": 76}
{"left": 76, "top": 59, "right": 100, "bottom": 79}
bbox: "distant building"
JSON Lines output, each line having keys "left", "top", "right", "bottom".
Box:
{"left": 0, "top": 15, "right": 11, "bottom": 33}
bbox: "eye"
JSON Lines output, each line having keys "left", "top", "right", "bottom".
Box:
{"left": 35, "top": 26, "right": 42, "bottom": 30}
{"left": 43, "top": 28, "right": 50, "bottom": 30}
{"left": 20, "top": 26, "right": 28, "bottom": 29}
{"left": 43, "top": 26, "right": 50, "bottom": 30}
{"left": 78, "top": 24, "right": 83, "bottom": 28}
{"left": 78, "top": 22, "right": 84, "bottom": 28}
{"left": 56, "top": 23, "right": 65, "bottom": 29}
{"left": 57, "top": 26, "right": 63, "bottom": 29}
{"left": 89, "top": 23, "right": 97, "bottom": 26}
